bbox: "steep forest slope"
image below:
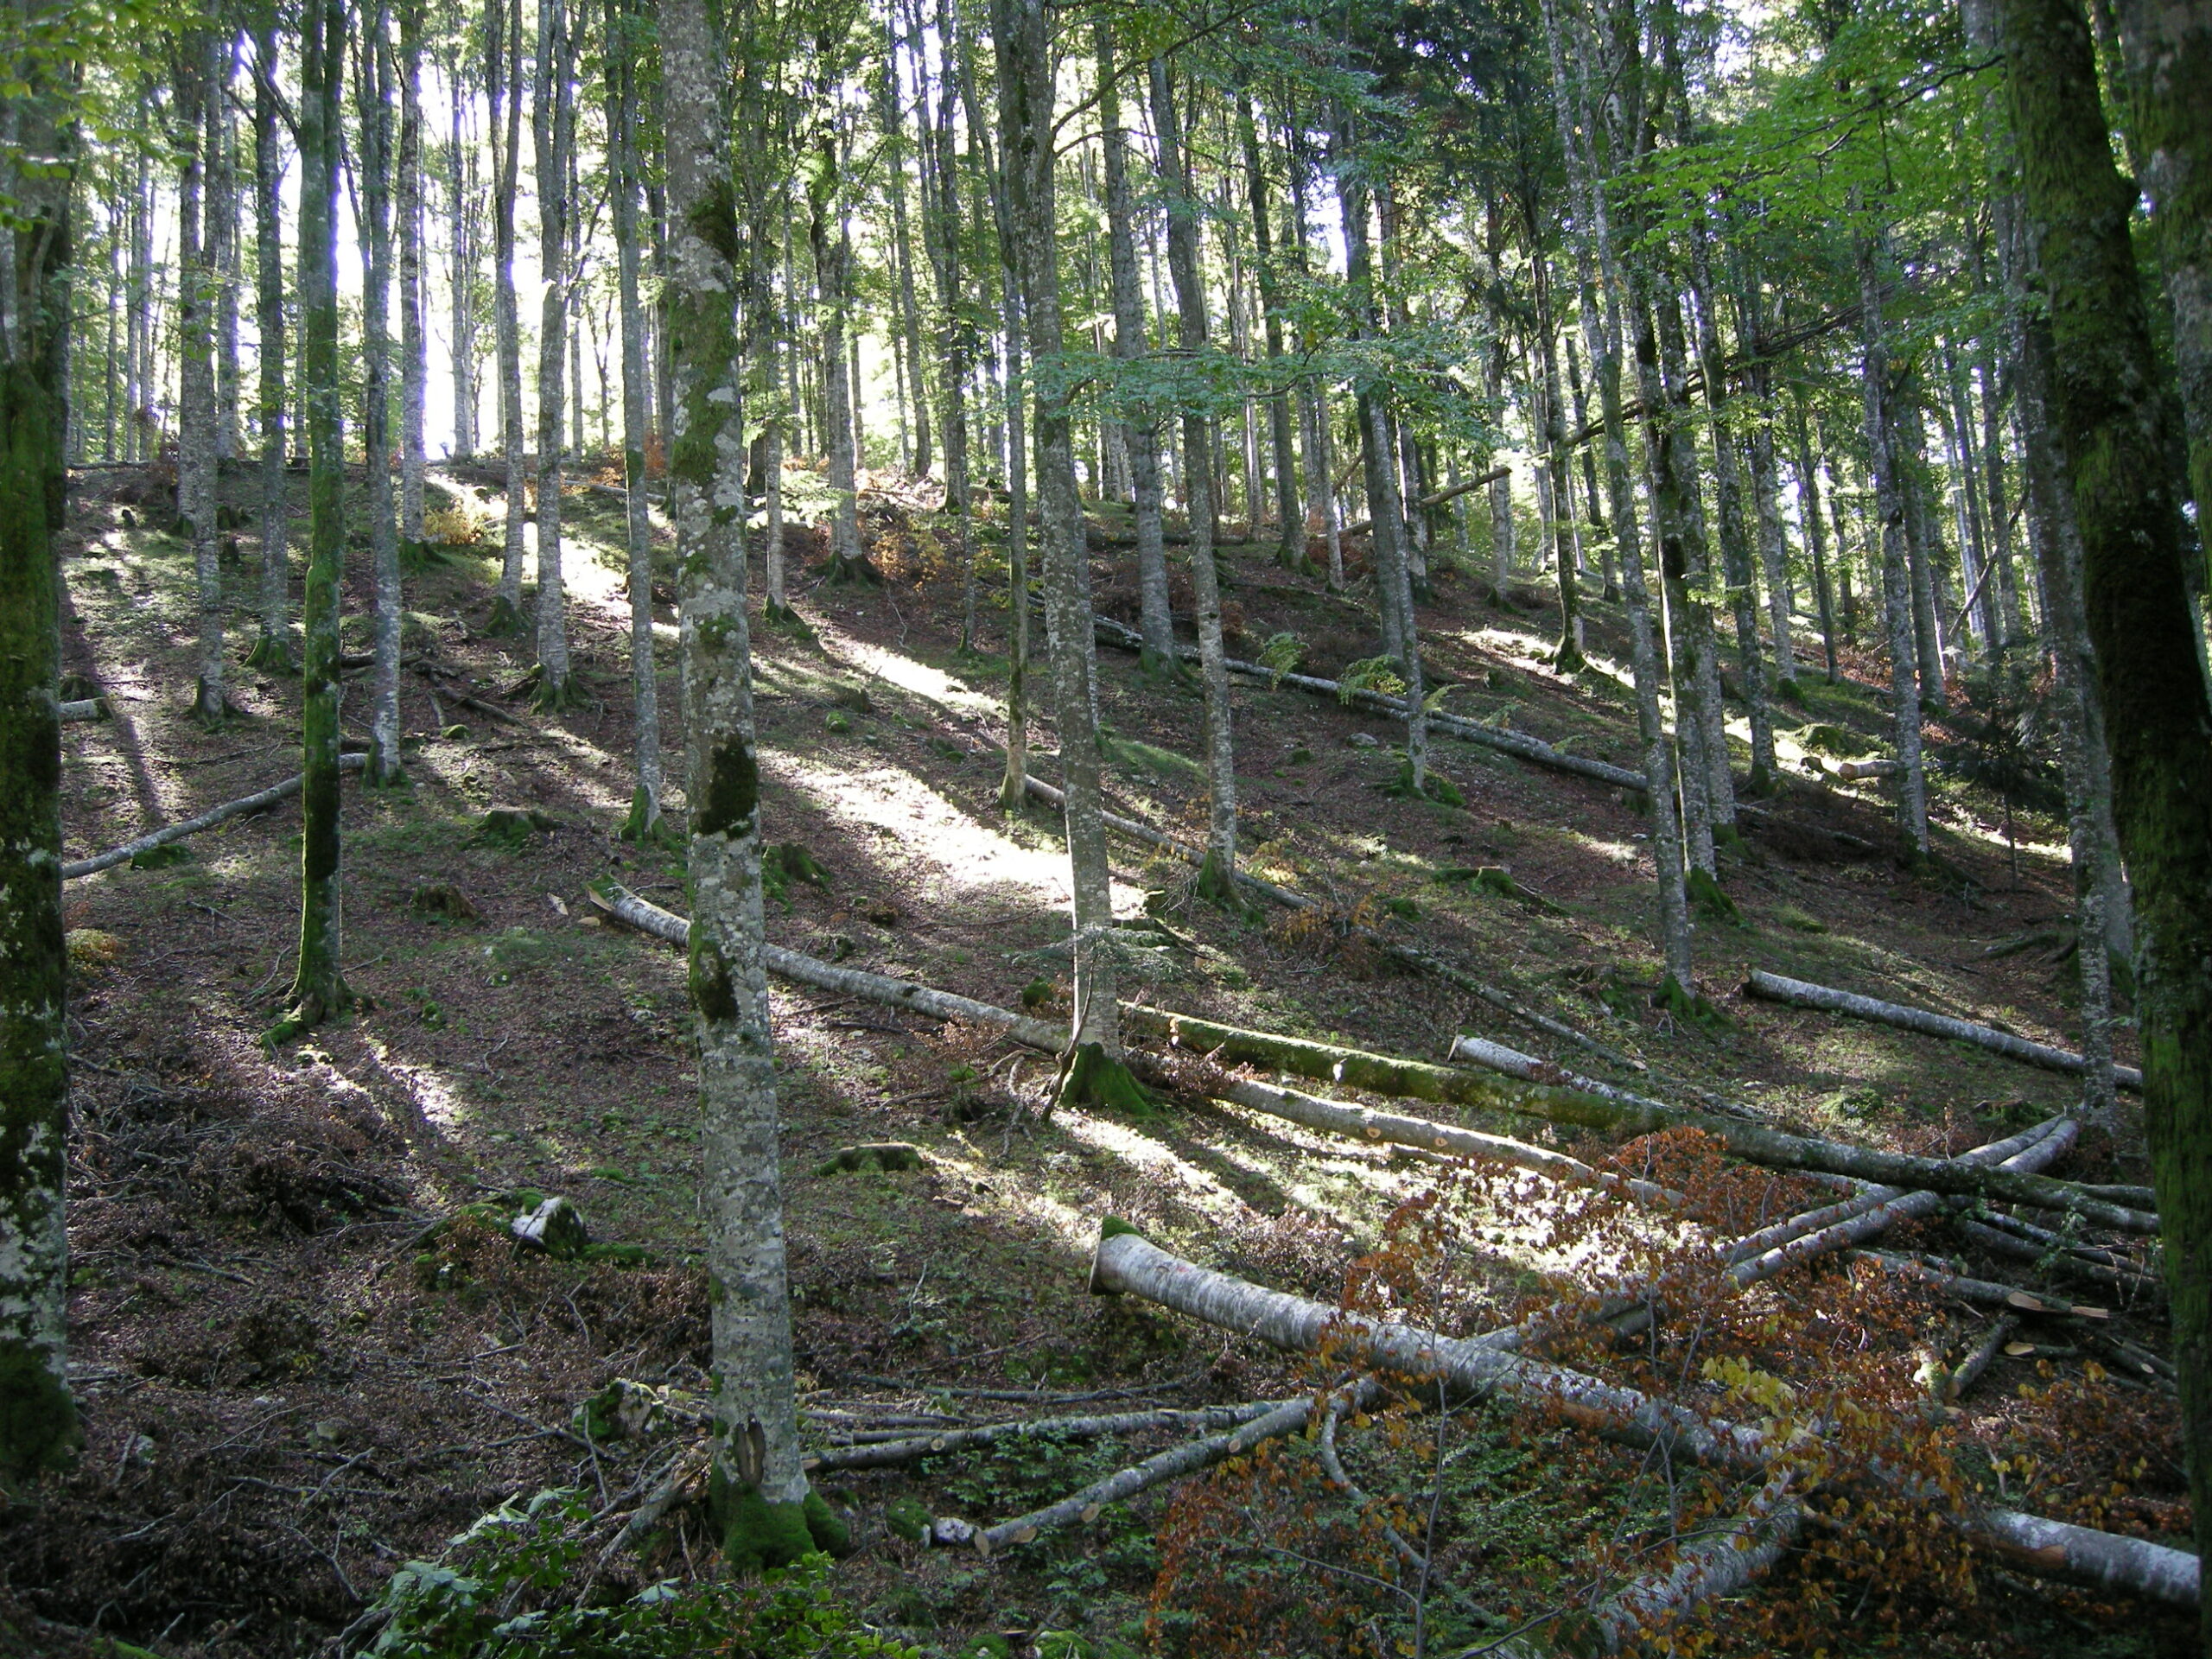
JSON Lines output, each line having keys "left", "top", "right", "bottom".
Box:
{"left": 3, "top": 461, "right": 2187, "bottom": 1659}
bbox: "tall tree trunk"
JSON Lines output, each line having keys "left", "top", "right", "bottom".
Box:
{"left": 179, "top": 40, "right": 226, "bottom": 722}
{"left": 1547, "top": 0, "right": 1693, "bottom": 988}
{"left": 247, "top": 22, "right": 293, "bottom": 670}
{"left": 1998, "top": 4, "right": 2212, "bottom": 1642}
{"left": 2109, "top": 0, "right": 2212, "bottom": 557}
{"left": 950, "top": 8, "right": 1031, "bottom": 800}
{"left": 879, "top": 16, "right": 930, "bottom": 480}
{"left": 996, "top": 0, "right": 1122, "bottom": 1060}
{"left": 1338, "top": 125, "right": 1428, "bottom": 796}
{"left": 1532, "top": 248, "right": 1586, "bottom": 671}
{"left": 660, "top": 0, "right": 820, "bottom": 1567}
{"left": 1945, "top": 340, "right": 2001, "bottom": 652}
{"left": 1859, "top": 232, "right": 1931, "bottom": 862}
{"left": 1789, "top": 393, "right": 1839, "bottom": 681}
{"left": 1150, "top": 57, "right": 1242, "bottom": 887}
{"left": 1095, "top": 22, "right": 1172, "bottom": 671}
{"left": 0, "top": 2, "right": 79, "bottom": 1481}
{"left": 530, "top": 0, "right": 573, "bottom": 700}
{"left": 1565, "top": 333, "right": 1614, "bottom": 597}
{"left": 397, "top": 0, "right": 426, "bottom": 548}
{"left": 913, "top": 0, "right": 973, "bottom": 641}
{"left": 1283, "top": 124, "right": 1342, "bottom": 588}
{"left": 489, "top": 0, "right": 527, "bottom": 632}
{"left": 357, "top": 0, "right": 404, "bottom": 783}
{"left": 448, "top": 67, "right": 477, "bottom": 461}
{"left": 809, "top": 135, "right": 868, "bottom": 584}
{"left": 210, "top": 38, "right": 241, "bottom": 462}
{"left": 1900, "top": 401, "right": 1951, "bottom": 710}
{"left": 607, "top": 0, "right": 658, "bottom": 838}
{"left": 284, "top": 0, "right": 352, "bottom": 1037}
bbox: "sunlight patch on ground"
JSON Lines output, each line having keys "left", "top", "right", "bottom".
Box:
{"left": 924, "top": 1136, "right": 1093, "bottom": 1255}
{"left": 1052, "top": 1111, "right": 1249, "bottom": 1221}
{"left": 765, "top": 750, "right": 1143, "bottom": 914}
{"left": 806, "top": 613, "right": 1007, "bottom": 722}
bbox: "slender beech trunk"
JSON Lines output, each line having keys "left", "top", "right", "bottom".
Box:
{"left": 357, "top": 2, "right": 404, "bottom": 782}
{"left": 1901, "top": 403, "right": 1951, "bottom": 709}
{"left": 1739, "top": 288, "right": 1796, "bottom": 687}
{"left": 1946, "top": 342, "right": 2000, "bottom": 652}
{"left": 996, "top": 0, "right": 1122, "bottom": 1058}
{"left": 949, "top": 7, "right": 1030, "bottom": 791}
{"left": 809, "top": 133, "right": 869, "bottom": 584}
{"left": 607, "top": 0, "right": 658, "bottom": 836}
{"left": 178, "top": 42, "right": 226, "bottom": 721}
{"left": 1338, "top": 127, "right": 1427, "bottom": 794}
{"left": 1284, "top": 126, "right": 1342, "bottom": 588}
{"left": 659, "top": 0, "right": 819, "bottom": 1566}
{"left": 879, "top": 17, "right": 931, "bottom": 480}
{"left": 2109, "top": 0, "right": 2212, "bottom": 558}
{"left": 1859, "top": 232, "right": 1930, "bottom": 862}
{"left": 914, "top": 0, "right": 973, "bottom": 642}
{"left": 1999, "top": 3, "right": 2212, "bottom": 1638}
{"left": 285, "top": 0, "right": 350, "bottom": 1036}
{"left": 489, "top": 0, "right": 527, "bottom": 629}
{"left": 0, "top": 10, "right": 78, "bottom": 1479}
{"left": 247, "top": 22, "right": 292, "bottom": 670}
{"left": 397, "top": 0, "right": 425, "bottom": 548}
{"left": 747, "top": 94, "right": 791, "bottom": 620}
{"left": 1532, "top": 248, "right": 1586, "bottom": 671}
{"left": 1486, "top": 340, "right": 1514, "bottom": 582}
{"left": 1151, "top": 58, "right": 1242, "bottom": 884}
{"left": 530, "top": 0, "right": 573, "bottom": 698}
{"left": 448, "top": 69, "right": 477, "bottom": 461}
{"left": 1566, "top": 334, "right": 1614, "bottom": 596}
{"left": 210, "top": 41, "right": 240, "bottom": 461}
{"left": 1547, "top": 0, "right": 1692, "bottom": 986}
{"left": 1095, "top": 22, "right": 1172, "bottom": 670}
{"left": 1790, "top": 394, "right": 1839, "bottom": 681}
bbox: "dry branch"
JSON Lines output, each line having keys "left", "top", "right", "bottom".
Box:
{"left": 64, "top": 753, "right": 369, "bottom": 880}
{"left": 972, "top": 1379, "right": 1381, "bottom": 1555}
{"left": 1743, "top": 970, "right": 2143, "bottom": 1093}
{"left": 804, "top": 1401, "right": 1283, "bottom": 1471}
{"left": 1090, "top": 1229, "right": 2198, "bottom": 1607}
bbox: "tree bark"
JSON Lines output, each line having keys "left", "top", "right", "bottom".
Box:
{"left": 247, "top": 22, "right": 293, "bottom": 670}
{"left": 397, "top": 0, "right": 426, "bottom": 549}
{"left": 1998, "top": 0, "right": 2212, "bottom": 1630}
{"left": 283, "top": 0, "right": 351, "bottom": 1038}
{"left": 607, "top": 0, "right": 658, "bottom": 835}
{"left": 448, "top": 66, "right": 478, "bottom": 461}
{"left": 661, "top": 0, "right": 816, "bottom": 1566}
{"left": 1239, "top": 95, "right": 1303, "bottom": 572}
{"left": 489, "top": 0, "right": 527, "bottom": 629}
{"left": 1149, "top": 58, "right": 1241, "bottom": 884}
{"left": 1094, "top": 22, "right": 1173, "bottom": 671}
{"left": 1789, "top": 394, "right": 1839, "bottom": 681}
{"left": 879, "top": 13, "right": 931, "bottom": 481}
{"left": 0, "top": 26, "right": 78, "bottom": 1478}
{"left": 177, "top": 40, "right": 226, "bottom": 722}
{"left": 356, "top": 0, "right": 404, "bottom": 783}
{"left": 530, "top": 0, "right": 572, "bottom": 697}
{"left": 998, "top": 0, "right": 1120, "bottom": 1054}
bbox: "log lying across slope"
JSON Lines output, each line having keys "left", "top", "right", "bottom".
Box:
{"left": 1092, "top": 615, "right": 1648, "bottom": 792}
{"left": 63, "top": 753, "right": 370, "bottom": 880}
{"left": 1090, "top": 1229, "right": 2198, "bottom": 1608}
{"left": 592, "top": 887, "right": 2152, "bottom": 1234}
{"left": 1744, "top": 969, "right": 2144, "bottom": 1092}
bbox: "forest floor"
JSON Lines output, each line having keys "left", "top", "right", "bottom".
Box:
{"left": 2, "top": 454, "right": 2190, "bottom": 1658}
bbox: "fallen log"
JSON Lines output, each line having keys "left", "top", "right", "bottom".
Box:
{"left": 64, "top": 753, "right": 369, "bottom": 880}
{"left": 1093, "top": 615, "right": 1649, "bottom": 793}
{"left": 1486, "top": 1474, "right": 1804, "bottom": 1658}
{"left": 1943, "top": 1316, "right": 2020, "bottom": 1402}
{"left": 896, "top": 758, "right": 1642, "bottom": 1072}
{"left": 1128, "top": 1006, "right": 2155, "bottom": 1232}
{"left": 60, "top": 696, "right": 108, "bottom": 721}
{"left": 1211, "top": 1074, "right": 1688, "bottom": 1211}
{"left": 1849, "top": 1249, "right": 2112, "bottom": 1320}
{"left": 806, "top": 1400, "right": 1283, "bottom": 1472}
{"left": 1721, "top": 1118, "right": 2076, "bottom": 1291}
{"left": 1091, "top": 1228, "right": 2197, "bottom": 1607}
{"left": 591, "top": 888, "right": 2150, "bottom": 1233}
{"left": 1948, "top": 1214, "right": 2159, "bottom": 1298}
{"left": 972, "top": 1378, "right": 1380, "bottom": 1555}
{"left": 1743, "top": 969, "right": 2142, "bottom": 1093}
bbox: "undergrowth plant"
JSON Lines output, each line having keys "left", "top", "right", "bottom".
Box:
{"left": 365, "top": 1488, "right": 915, "bottom": 1659}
